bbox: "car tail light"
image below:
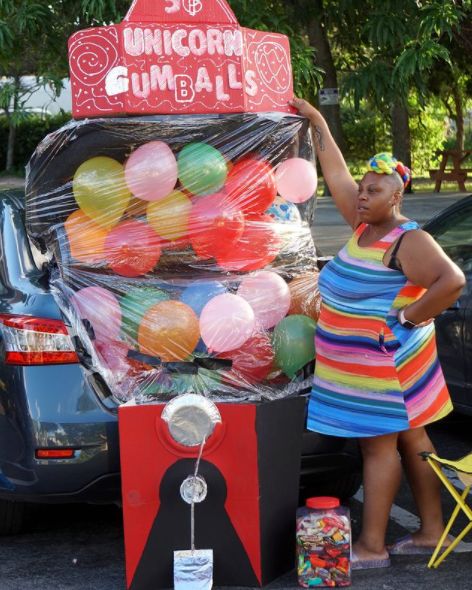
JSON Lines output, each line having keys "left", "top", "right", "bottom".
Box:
{"left": 0, "top": 314, "right": 79, "bottom": 365}
{"left": 36, "top": 449, "right": 76, "bottom": 459}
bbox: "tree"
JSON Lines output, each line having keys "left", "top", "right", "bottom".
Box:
{"left": 0, "top": 0, "right": 129, "bottom": 172}
{"left": 229, "top": 0, "right": 323, "bottom": 99}
{"left": 340, "top": 0, "right": 467, "bottom": 172}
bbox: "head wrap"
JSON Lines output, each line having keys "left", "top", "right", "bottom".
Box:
{"left": 367, "top": 152, "right": 411, "bottom": 189}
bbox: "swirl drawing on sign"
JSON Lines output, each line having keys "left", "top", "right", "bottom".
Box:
{"left": 69, "top": 32, "right": 119, "bottom": 87}
{"left": 254, "top": 41, "right": 290, "bottom": 94}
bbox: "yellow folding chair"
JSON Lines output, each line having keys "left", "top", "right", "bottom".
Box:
{"left": 421, "top": 451, "right": 472, "bottom": 568}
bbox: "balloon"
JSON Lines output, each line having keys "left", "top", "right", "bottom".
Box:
{"left": 288, "top": 272, "right": 322, "bottom": 322}
{"left": 172, "top": 368, "right": 222, "bottom": 396}
{"left": 181, "top": 280, "right": 227, "bottom": 316}
{"left": 216, "top": 214, "right": 281, "bottom": 272}
{"left": 237, "top": 271, "right": 291, "bottom": 329}
{"left": 200, "top": 293, "right": 255, "bottom": 353}
{"left": 120, "top": 286, "right": 170, "bottom": 342}
{"left": 275, "top": 157, "right": 318, "bottom": 203}
{"left": 138, "top": 300, "right": 200, "bottom": 362}
{"left": 72, "top": 156, "right": 132, "bottom": 229}
{"left": 218, "top": 332, "right": 275, "bottom": 384}
{"left": 225, "top": 157, "right": 277, "bottom": 215}
{"left": 272, "top": 315, "right": 317, "bottom": 378}
{"left": 64, "top": 209, "right": 108, "bottom": 264}
{"left": 151, "top": 367, "right": 222, "bottom": 396}
{"left": 95, "top": 339, "right": 130, "bottom": 373}
{"left": 146, "top": 190, "right": 191, "bottom": 241}
{"left": 189, "top": 192, "right": 245, "bottom": 259}
{"left": 124, "top": 141, "right": 178, "bottom": 202}
{"left": 265, "top": 195, "right": 302, "bottom": 224}
{"left": 70, "top": 286, "right": 122, "bottom": 341}
{"left": 178, "top": 143, "right": 228, "bottom": 195}
{"left": 105, "top": 220, "right": 161, "bottom": 277}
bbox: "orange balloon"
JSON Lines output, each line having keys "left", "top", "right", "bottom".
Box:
{"left": 64, "top": 210, "right": 108, "bottom": 263}
{"left": 138, "top": 301, "right": 200, "bottom": 362}
{"left": 288, "top": 272, "right": 322, "bottom": 322}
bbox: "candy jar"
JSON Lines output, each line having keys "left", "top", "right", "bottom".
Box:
{"left": 296, "top": 496, "right": 351, "bottom": 587}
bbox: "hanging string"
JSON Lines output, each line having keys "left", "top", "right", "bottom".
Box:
{"left": 191, "top": 437, "right": 206, "bottom": 552}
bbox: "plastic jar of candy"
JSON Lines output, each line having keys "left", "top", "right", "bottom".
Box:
{"left": 296, "top": 496, "right": 351, "bottom": 587}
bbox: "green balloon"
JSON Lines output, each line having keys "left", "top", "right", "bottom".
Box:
{"left": 120, "top": 287, "right": 169, "bottom": 343}
{"left": 173, "top": 368, "right": 222, "bottom": 395}
{"left": 272, "top": 315, "right": 317, "bottom": 378}
{"left": 178, "top": 143, "right": 227, "bottom": 195}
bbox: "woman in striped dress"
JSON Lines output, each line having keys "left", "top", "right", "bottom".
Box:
{"left": 291, "top": 98, "right": 466, "bottom": 569}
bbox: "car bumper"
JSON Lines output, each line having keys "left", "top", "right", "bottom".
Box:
{"left": 0, "top": 364, "right": 120, "bottom": 503}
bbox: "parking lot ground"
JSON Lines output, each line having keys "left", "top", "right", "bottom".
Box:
{"left": 1, "top": 415, "right": 471, "bottom": 590}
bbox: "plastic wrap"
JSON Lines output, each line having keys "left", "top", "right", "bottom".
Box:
{"left": 25, "top": 113, "right": 321, "bottom": 403}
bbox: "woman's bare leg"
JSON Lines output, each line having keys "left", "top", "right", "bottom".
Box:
{"left": 353, "top": 432, "right": 401, "bottom": 560}
{"left": 397, "top": 426, "right": 447, "bottom": 546}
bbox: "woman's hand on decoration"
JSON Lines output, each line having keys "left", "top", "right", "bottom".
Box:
{"left": 289, "top": 97, "right": 320, "bottom": 122}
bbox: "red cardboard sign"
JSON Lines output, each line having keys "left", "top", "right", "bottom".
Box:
{"left": 68, "top": 0, "right": 293, "bottom": 118}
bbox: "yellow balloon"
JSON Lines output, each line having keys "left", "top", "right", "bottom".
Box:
{"left": 72, "top": 156, "right": 132, "bottom": 229}
{"left": 146, "top": 190, "right": 191, "bottom": 240}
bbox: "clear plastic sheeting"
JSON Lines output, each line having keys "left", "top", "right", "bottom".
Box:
{"left": 25, "top": 113, "right": 321, "bottom": 403}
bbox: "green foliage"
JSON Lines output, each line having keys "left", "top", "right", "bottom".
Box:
{"left": 341, "top": 103, "right": 390, "bottom": 174}
{"left": 0, "top": 112, "right": 71, "bottom": 174}
{"left": 229, "top": 0, "right": 322, "bottom": 98}
{"left": 409, "top": 100, "right": 449, "bottom": 174}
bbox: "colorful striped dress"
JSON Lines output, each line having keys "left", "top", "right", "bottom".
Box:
{"left": 307, "top": 221, "right": 453, "bottom": 438}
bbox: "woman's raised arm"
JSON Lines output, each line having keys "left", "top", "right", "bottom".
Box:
{"left": 291, "top": 98, "right": 359, "bottom": 228}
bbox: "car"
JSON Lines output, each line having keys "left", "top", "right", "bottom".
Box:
{"left": 423, "top": 194, "right": 472, "bottom": 415}
{"left": 0, "top": 188, "right": 361, "bottom": 535}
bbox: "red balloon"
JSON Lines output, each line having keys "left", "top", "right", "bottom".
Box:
{"left": 225, "top": 158, "right": 277, "bottom": 215}
{"left": 216, "top": 214, "right": 281, "bottom": 272}
{"left": 105, "top": 219, "right": 161, "bottom": 277}
{"left": 189, "top": 192, "right": 245, "bottom": 260}
{"left": 219, "top": 332, "right": 275, "bottom": 384}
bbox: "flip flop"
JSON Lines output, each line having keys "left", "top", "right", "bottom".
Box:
{"left": 388, "top": 534, "right": 472, "bottom": 555}
{"left": 351, "top": 550, "right": 391, "bottom": 570}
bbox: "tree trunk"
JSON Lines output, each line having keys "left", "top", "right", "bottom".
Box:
{"left": 5, "top": 76, "right": 20, "bottom": 172}
{"left": 451, "top": 82, "right": 464, "bottom": 151}
{"left": 6, "top": 114, "right": 16, "bottom": 172}
{"left": 306, "top": 11, "right": 346, "bottom": 155}
{"left": 391, "top": 100, "right": 412, "bottom": 192}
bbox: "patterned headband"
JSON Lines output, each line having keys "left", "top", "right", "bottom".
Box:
{"left": 367, "top": 152, "right": 411, "bottom": 189}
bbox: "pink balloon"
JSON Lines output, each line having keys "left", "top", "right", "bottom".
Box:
{"left": 275, "top": 158, "right": 318, "bottom": 203}
{"left": 200, "top": 293, "right": 255, "bottom": 353}
{"left": 125, "top": 141, "right": 178, "bottom": 202}
{"left": 70, "top": 286, "right": 121, "bottom": 341}
{"left": 95, "top": 339, "right": 129, "bottom": 372}
{"left": 238, "top": 271, "right": 291, "bottom": 329}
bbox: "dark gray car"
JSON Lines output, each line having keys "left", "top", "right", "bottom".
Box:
{"left": 423, "top": 194, "right": 472, "bottom": 415}
{"left": 0, "top": 189, "right": 361, "bottom": 535}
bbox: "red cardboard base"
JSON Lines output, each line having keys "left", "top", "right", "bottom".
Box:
{"left": 119, "top": 397, "right": 305, "bottom": 588}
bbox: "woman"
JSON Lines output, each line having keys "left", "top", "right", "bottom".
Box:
{"left": 290, "top": 97, "right": 466, "bottom": 569}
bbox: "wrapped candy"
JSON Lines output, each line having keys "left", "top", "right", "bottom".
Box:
{"left": 296, "top": 497, "right": 351, "bottom": 588}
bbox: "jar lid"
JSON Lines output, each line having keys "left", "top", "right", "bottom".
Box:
{"left": 306, "top": 496, "right": 340, "bottom": 509}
